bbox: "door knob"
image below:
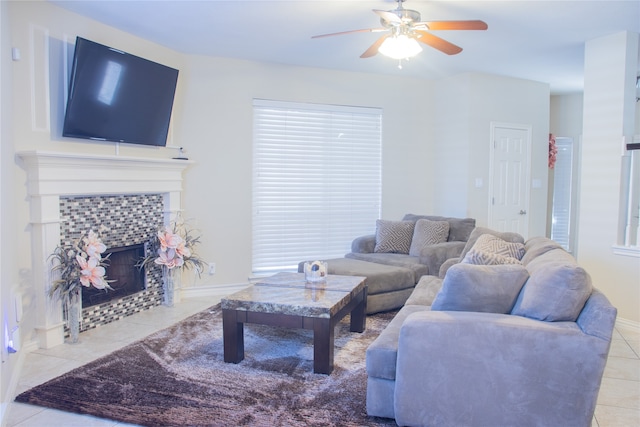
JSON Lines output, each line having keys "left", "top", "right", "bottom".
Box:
{"left": 519, "top": 210, "right": 527, "bottom": 215}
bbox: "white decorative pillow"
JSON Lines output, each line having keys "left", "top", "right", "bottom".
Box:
{"left": 409, "top": 219, "right": 450, "bottom": 256}
{"left": 472, "top": 233, "right": 525, "bottom": 261}
{"left": 462, "top": 249, "right": 523, "bottom": 265}
{"left": 374, "top": 220, "right": 415, "bottom": 254}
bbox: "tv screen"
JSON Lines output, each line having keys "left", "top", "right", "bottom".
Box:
{"left": 63, "top": 37, "right": 179, "bottom": 147}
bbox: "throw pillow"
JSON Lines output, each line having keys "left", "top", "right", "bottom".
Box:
{"left": 431, "top": 263, "right": 530, "bottom": 314}
{"left": 458, "top": 227, "right": 525, "bottom": 260}
{"left": 462, "top": 248, "right": 523, "bottom": 265}
{"left": 408, "top": 219, "right": 450, "bottom": 256}
{"left": 472, "top": 233, "right": 526, "bottom": 260}
{"left": 403, "top": 214, "right": 476, "bottom": 242}
{"left": 374, "top": 220, "right": 415, "bottom": 254}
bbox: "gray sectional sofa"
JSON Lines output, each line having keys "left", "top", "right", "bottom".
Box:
{"left": 365, "top": 230, "right": 617, "bottom": 426}
{"left": 307, "top": 214, "right": 476, "bottom": 313}
{"left": 347, "top": 214, "right": 476, "bottom": 279}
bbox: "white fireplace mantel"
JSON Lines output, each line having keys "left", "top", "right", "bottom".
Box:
{"left": 17, "top": 150, "right": 193, "bottom": 348}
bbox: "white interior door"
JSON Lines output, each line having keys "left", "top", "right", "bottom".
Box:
{"left": 489, "top": 123, "right": 531, "bottom": 237}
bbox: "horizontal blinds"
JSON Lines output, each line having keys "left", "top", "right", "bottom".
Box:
{"left": 551, "top": 138, "right": 573, "bottom": 251}
{"left": 252, "top": 99, "right": 382, "bottom": 274}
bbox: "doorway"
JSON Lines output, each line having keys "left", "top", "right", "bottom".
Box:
{"left": 550, "top": 137, "right": 577, "bottom": 252}
{"left": 488, "top": 122, "right": 532, "bottom": 238}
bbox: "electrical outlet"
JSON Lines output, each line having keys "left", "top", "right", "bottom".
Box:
{"left": 208, "top": 262, "right": 216, "bottom": 275}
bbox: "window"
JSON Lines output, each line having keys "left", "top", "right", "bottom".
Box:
{"left": 619, "top": 137, "right": 640, "bottom": 250}
{"left": 550, "top": 137, "right": 575, "bottom": 251}
{"left": 252, "top": 99, "right": 382, "bottom": 275}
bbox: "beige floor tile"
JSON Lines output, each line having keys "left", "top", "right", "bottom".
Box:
{"left": 596, "top": 377, "right": 640, "bottom": 410}
{"left": 603, "top": 356, "right": 640, "bottom": 382}
{"left": 608, "top": 338, "right": 639, "bottom": 359}
{"left": 9, "top": 407, "right": 121, "bottom": 427}
{"left": 625, "top": 338, "right": 640, "bottom": 358}
{"left": 595, "top": 404, "right": 640, "bottom": 427}
{"left": 616, "top": 325, "right": 640, "bottom": 342}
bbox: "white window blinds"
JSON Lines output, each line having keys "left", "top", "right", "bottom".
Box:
{"left": 252, "top": 99, "right": 382, "bottom": 274}
{"left": 550, "top": 137, "right": 574, "bottom": 251}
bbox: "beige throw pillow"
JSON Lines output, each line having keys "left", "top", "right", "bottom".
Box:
{"left": 464, "top": 233, "right": 525, "bottom": 264}
{"left": 374, "top": 220, "right": 415, "bottom": 254}
{"left": 408, "top": 219, "right": 450, "bottom": 256}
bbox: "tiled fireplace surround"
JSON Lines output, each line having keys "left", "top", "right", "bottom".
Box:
{"left": 18, "top": 151, "right": 192, "bottom": 349}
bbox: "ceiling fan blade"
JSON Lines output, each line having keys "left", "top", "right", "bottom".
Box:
{"left": 420, "top": 20, "right": 488, "bottom": 31}
{"left": 312, "top": 27, "right": 386, "bottom": 39}
{"left": 360, "top": 35, "right": 389, "bottom": 58}
{"left": 373, "top": 9, "right": 402, "bottom": 24}
{"left": 413, "top": 30, "right": 463, "bottom": 55}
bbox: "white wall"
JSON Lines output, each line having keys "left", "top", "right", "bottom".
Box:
{"left": 178, "top": 56, "right": 434, "bottom": 285}
{"left": 1, "top": 0, "right": 19, "bottom": 414}
{"left": 432, "top": 72, "right": 551, "bottom": 237}
{"left": 578, "top": 31, "right": 640, "bottom": 323}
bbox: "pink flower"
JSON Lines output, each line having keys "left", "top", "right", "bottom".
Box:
{"left": 83, "top": 230, "right": 106, "bottom": 259}
{"left": 76, "top": 255, "right": 107, "bottom": 289}
{"left": 175, "top": 241, "right": 191, "bottom": 258}
{"left": 154, "top": 248, "right": 184, "bottom": 269}
{"left": 157, "top": 229, "right": 183, "bottom": 251}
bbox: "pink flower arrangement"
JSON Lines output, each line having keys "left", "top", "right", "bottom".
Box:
{"left": 549, "top": 133, "right": 557, "bottom": 169}
{"left": 49, "top": 229, "right": 112, "bottom": 303}
{"left": 139, "top": 221, "right": 203, "bottom": 273}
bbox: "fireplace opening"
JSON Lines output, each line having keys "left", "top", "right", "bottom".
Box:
{"left": 82, "top": 243, "right": 146, "bottom": 308}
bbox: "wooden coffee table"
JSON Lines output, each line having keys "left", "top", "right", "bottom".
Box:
{"left": 221, "top": 272, "right": 367, "bottom": 374}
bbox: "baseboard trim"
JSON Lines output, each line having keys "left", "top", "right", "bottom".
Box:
{"left": 181, "top": 282, "right": 248, "bottom": 299}
{"left": 616, "top": 317, "right": 640, "bottom": 331}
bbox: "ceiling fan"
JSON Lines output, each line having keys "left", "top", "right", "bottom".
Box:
{"left": 312, "top": 0, "right": 487, "bottom": 65}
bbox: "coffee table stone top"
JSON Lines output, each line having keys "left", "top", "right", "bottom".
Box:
{"left": 221, "top": 272, "right": 366, "bottom": 318}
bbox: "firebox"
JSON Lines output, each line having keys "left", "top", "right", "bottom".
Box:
{"left": 82, "top": 243, "right": 146, "bottom": 308}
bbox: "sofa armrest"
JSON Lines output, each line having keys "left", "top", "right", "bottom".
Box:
{"left": 438, "top": 257, "right": 460, "bottom": 278}
{"left": 394, "top": 311, "right": 612, "bottom": 427}
{"left": 351, "top": 234, "right": 376, "bottom": 253}
{"left": 416, "top": 241, "right": 465, "bottom": 276}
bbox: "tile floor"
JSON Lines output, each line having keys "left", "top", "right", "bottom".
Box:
{"left": 4, "top": 294, "right": 640, "bottom": 427}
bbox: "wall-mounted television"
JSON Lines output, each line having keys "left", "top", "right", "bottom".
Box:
{"left": 62, "top": 37, "right": 179, "bottom": 147}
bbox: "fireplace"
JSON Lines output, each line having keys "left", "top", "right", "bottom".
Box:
{"left": 82, "top": 243, "right": 146, "bottom": 308}
{"left": 18, "top": 150, "right": 193, "bottom": 349}
{"left": 59, "top": 193, "right": 164, "bottom": 333}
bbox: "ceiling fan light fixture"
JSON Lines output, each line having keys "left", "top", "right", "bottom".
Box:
{"left": 378, "top": 34, "right": 422, "bottom": 60}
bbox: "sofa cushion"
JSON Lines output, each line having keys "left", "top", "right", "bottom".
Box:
{"left": 408, "top": 219, "right": 450, "bottom": 257}
{"left": 344, "top": 252, "right": 427, "bottom": 283}
{"left": 521, "top": 236, "right": 563, "bottom": 265}
{"left": 366, "top": 304, "right": 431, "bottom": 381}
{"left": 402, "top": 214, "right": 476, "bottom": 242}
{"left": 512, "top": 248, "right": 593, "bottom": 322}
{"left": 432, "top": 263, "right": 529, "bottom": 314}
{"left": 374, "top": 220, "right": 415, "bottom": 254}
{"left": 405, "top": 275, "right": 443, "bottom": 306}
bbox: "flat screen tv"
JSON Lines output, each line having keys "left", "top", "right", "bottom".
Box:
{"left": 63, "top": 37, "right": 179, "bottom": 147}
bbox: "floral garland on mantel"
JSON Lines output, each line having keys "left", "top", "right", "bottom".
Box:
{"left": 548, "top": 133, "right": 557, "bottom": 169}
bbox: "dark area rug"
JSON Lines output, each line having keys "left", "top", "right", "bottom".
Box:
{"left": 15, "top": 304, "right": 397, "bottom": 427}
